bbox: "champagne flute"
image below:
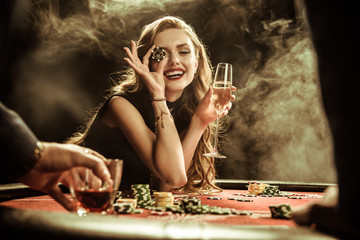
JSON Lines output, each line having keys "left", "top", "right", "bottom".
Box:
{"left": 203, "top": 63, "right": 232, "bottom": 158}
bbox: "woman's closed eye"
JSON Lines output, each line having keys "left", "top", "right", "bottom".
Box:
{"left": 179, "top": 49, "right": 191, "bottom": 55}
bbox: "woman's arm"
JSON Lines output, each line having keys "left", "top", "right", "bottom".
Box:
{"left": 181, "top": 86, "right": 236, "bottom": 170}
{"left": 102, "top": 96, "right": 187, "bottom": 188}
{"left": 102, "top": 41, "right": 187, "bottom": 188}
{"left": 151, "top": 99, "right": 187, "bottom": 187}
{"left": 181, "top": 88, "right": 214, "bottom": 170}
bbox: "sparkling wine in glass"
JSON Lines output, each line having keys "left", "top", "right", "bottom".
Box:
{"left": 203, "top": 63, "right": 232, "bottom": 158}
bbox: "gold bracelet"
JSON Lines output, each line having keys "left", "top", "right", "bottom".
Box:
{"left": 34, "top": 141, "right": 44, "bottom": 160}
{"left": 151, "top": 97, "right": 166, "bottom": 102}
{"left": 154, "top": 112, "right": 174, "bottom": 134}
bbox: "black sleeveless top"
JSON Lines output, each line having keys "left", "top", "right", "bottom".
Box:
{"left": 84, "top": 89, "right": 189, "bottom": 190}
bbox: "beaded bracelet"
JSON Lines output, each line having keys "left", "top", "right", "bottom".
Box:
{"left": 155, "top": 111, "right": 174, "bottom": 135}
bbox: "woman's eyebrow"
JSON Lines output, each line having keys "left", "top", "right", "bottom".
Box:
{"left": 177, "top": 43, "right": 190, "bottom": 48}
{"left": 158, "top": 43, "right": 190, "bottom": 50}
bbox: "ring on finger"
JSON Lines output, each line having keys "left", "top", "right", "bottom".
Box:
{"left": 84, "top": 148, "right": 90, "bottom": 154}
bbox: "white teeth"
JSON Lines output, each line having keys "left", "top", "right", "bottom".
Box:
{"left": 165, "top": 71, "right": 184, "bottom": 77}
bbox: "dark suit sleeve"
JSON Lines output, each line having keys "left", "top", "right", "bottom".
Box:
{"left": 0, "top": 102, "right": 38, "bottom": 179}
{"left": 304, "top": 0, "right": 359, "bottom": 224}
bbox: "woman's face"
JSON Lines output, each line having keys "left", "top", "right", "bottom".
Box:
{"left": 150, "top": 29, "right": 198, "bottom": 99}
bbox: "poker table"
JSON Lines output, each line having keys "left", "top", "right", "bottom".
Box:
{"left": 0, "top": 180, "right": 337, "bottom": 240}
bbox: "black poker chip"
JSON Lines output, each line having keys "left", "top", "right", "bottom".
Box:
{"left": 151, "top": 47, "right": 166, "bottom": 62}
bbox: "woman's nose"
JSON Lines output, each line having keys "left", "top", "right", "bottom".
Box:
{"left": 167, "top": 53, "right": 180, "bottom": 66}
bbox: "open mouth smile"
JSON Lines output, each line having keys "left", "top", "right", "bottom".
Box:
{"left": 164, "top": 69, "right": 185, "bottom": 80}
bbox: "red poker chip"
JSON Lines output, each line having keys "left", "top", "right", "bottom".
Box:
{"left": 150, "top": 210, "right": 172, "bottom": 216}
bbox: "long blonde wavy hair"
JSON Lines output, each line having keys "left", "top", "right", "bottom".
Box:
{"left": 68, "top": 16, "right": 223, "bottom": 193}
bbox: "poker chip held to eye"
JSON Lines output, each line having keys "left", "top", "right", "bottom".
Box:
{"left": 151, "top": 47, "right": 166, "bottom": 62}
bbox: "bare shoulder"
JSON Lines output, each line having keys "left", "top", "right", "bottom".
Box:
{"left": 102, "top": 96, "right": 145, "bottom": 128}
{"left": 109, "top": 96, "right": 133, "bottom": 110}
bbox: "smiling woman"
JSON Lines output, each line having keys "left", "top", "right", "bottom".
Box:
{"left": 66, "top": 16, "right": 236, "bottom": 193}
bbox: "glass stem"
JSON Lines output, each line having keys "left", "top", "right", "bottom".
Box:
{"left": 213, "top": 113, "right": 220, "bottom": 152}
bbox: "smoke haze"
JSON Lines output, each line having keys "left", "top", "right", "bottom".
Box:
{"left": 3, "top": 0, "right": 336, "bottom": 183}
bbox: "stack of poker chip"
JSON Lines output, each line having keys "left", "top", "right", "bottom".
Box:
{"left": 248, "top": 182, "right": 267, "bottom": 195}
{"left": 154, "top": 192, "right": 174, "bottom": 207}
{"left": 113, "top": 202, "right": 143, "bottom": 214}
{"left": 145, "top": 196, "right": 254, "bottom": 216}
{"left": 113, "top": 202, "right": 133, "bottom": 214}
{"left": 269, "top": 203, "right": 292, "bottom": 219}
{"left": 131, "top": 184, "right": 153, "bottom": 208}
{"left": 262, "top": 185, "right": 280, "bottom": 196}
{"left": 182, "top": 204, "right": 242, "bottom": 215}
{"left": 181, "top": 197, "right": 201, "bottom": 208}
{"left": 166, "top": 205, "right": 185, "bottom": 214}
{"left": 185, "top": 204, "right": 210, "bottom": 214}
{"left": 116, "top": 198, "right": 137, "bottom": 208}
{"left": 209, "top": 206, "right": 232, "bottom": 215}
{"left": 180, "top": 197, "right": 202, "bottom": 213}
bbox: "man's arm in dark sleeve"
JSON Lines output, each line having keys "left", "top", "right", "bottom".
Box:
{"left": 0, "top": 102, "right": 39, "bottom": 179}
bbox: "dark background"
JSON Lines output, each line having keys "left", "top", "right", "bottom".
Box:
{"left": 1, "top": 0, "right": 336, "bottom": 183}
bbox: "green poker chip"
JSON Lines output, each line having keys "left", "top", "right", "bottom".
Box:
{"left": 130, "top": 184, "right": 153, "bottom": 208}
{"left": 231, "top": 210, "right": 252, "bottom": 215}
{"left": 263, "top": 185, "right": 280, "bottom": 196}
{"left": 269, "top": 203, "right": 292, "bottom": 219}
